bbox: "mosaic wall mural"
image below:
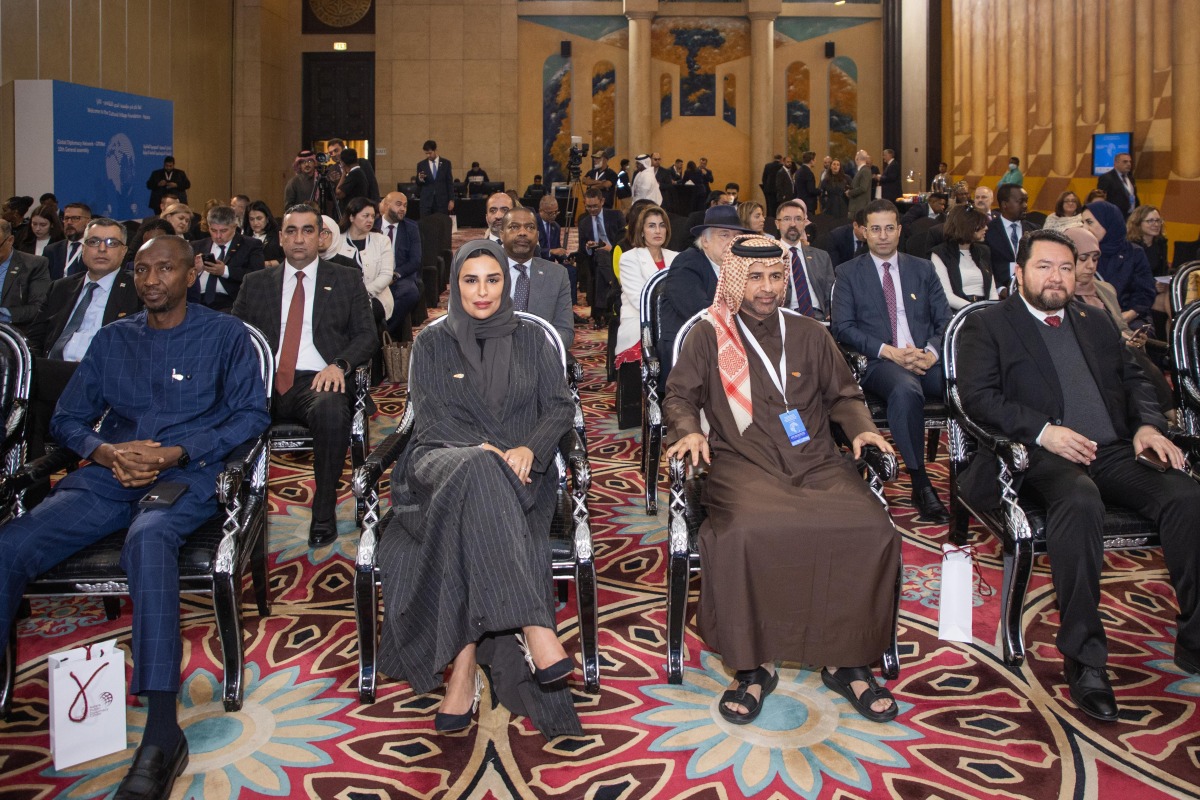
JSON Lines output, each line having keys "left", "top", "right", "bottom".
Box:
{"left": 829, "top": 55, "right": 858, "bottom": 161}
{"left": 660, "top": 73, "right": 673, "bottom": 124}
{"left": 592, "top": 61, "right": 616, "bottom": 155}
{"left": 542, "top": 54, "right": 572, "bottom": 184}
{"left": 786, "top": 61, "right": 811, "bottom": 157}
{"left": 651, "top": 18, "right": 747, "bottom": 123}
{"left": 723, "top": 74, "right": 736, "bottom": 126}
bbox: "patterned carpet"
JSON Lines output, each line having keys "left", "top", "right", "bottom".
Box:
{"left": 3, "top": 261, "right": 1200, "bottom": 798}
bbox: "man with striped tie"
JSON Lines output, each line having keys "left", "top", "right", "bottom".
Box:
{"left": 775, "top": 200, "right": 834, "bottom": 323}
{"left": 832, "top": 199, "right": 952, "bottom": 522}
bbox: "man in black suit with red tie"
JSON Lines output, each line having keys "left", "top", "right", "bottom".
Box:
{"left": 957, "top": 229, "right": 1200, "bottom": 723}
{"left": 189, "top": 205, "right": 265, "bottom": 312}
{"left": 232, "top": 205, "right": 378, "bottom": 547}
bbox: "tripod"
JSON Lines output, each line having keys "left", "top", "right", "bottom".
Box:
{"left": 313, "top": 171, "right": 341, "bottom": 220}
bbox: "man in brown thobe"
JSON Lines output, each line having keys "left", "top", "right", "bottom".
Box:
{"left": 664, "top": 235, "right": 903, "bottom": 723}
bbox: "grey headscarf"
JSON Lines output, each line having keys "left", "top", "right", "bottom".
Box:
{"left": 446, "top": 240, "right": 519, "bottom": 408}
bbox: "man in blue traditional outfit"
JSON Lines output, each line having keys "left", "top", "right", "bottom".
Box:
{"left": 0, "top": 234, "right": 269, "bottom": 799}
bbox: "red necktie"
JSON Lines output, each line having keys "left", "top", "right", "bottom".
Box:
{"left": 276, "top": 272, "right": 306, "bottom": 395}
{"left": 1044, "top": 315, "right": 1062, "bottom": 328}
{"left": 882, "top": 261, "right": 898, "bottom": 345}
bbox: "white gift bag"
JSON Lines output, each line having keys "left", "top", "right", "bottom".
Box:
{"left": 937, "top": 543, "right": 977, "bottom": 643}
{"left": 48, "top": 638, "right": 127, "bottom": 771}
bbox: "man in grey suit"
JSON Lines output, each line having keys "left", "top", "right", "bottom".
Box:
{"left": 832, "top": 199, "right": 952, "bottom": 522}
{"left": 775, "top": 199, "right": 834, "bottom": 322}
{"left": 0, "top": 219, "right": 51, "bottom": 335}
{"left": 499, "top": 206, "right": 574, "bottom": 349}
{"left": 232, "top": 205, "right": 378, "bottom": 547}
{"left": 848, "top": 150, "right": 875, "bottom": 219}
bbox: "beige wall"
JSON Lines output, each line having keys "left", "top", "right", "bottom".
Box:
{"left": 0, "top": 0, "right": 234, "bottom": 208}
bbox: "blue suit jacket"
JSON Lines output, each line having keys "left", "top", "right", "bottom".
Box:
{"left": 538, "top": 218, "right": 562, "bottom": 261}
{"left": 657, "top": 247, "right": 719, "bottom": 370}
{"left": 831, "top": 252, "right": 951, "bottom": 365}
{"left": 416, "top": 158, "right": 454, "bottom": 215}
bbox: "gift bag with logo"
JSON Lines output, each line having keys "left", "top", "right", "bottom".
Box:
{"left": 381, "top": 331, "right": 411, "bottom": 384}
{"left": 48, "top": 638, "right": 127, "bottom": 770}
{"left": 937, "top": 543, "right": 987, "bottom": 643}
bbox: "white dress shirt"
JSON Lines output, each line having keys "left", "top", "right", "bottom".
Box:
{"left": 871, "top": 253, "right": 937, "bottom": 360}
{"left": 280, "top": 259, "right": 327, "bottom": 373}
{"left": 61, "top": 268, "right": 120, "bottom": 362}
{"left": 785, "top": 245, "right": 821, "bottom": 313}
{"left": 199, "top": 241, "right": 232, "bottom": 295}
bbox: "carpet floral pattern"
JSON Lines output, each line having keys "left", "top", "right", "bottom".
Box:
{"left": 2, "top": 316, "right": 1199, "bottom": 799}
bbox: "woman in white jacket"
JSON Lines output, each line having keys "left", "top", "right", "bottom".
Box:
{"left": 336, "top": 196, "right": 395, "bottom": 322}
{"left": 615, "top": 204, "right": 677, "bottom": 369}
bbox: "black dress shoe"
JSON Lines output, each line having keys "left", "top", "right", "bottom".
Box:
{"left": 911, "top": 486, "right": 950, "bottom": 523}
{"left": 573, "top": 313, "right": 589, "bottom": 325}
{"left": 1175, "top": 644, "right": 1200, "bottom": 675}
{"left": 308, "top": 518, "right": 337, "bottom": 548}
{"left": 1064, "top": 658, "right": 1118, "bottom": 722}
{"left": 114, "top": 737, "right": 188, "bottom": 800}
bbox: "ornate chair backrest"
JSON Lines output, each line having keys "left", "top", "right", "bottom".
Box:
{"left": 1170, "top": 261, "right": 1200, "bottom": 316}
{"left": 1172, "top": 300, "right": 1200, "bottom": 436}
{"left": 0, "top": 323, "right": 33, "bottom": 477}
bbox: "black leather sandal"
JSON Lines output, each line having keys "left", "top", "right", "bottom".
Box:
{"left": 821, "top": 666, "right": 898, "bottom": 722}
{"left": 718, "top": 666, "right": 778, "bottom": 725}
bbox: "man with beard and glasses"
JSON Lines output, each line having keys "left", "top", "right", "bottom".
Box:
{"left": 957, "top": 228, "right": 1200, "bottom": 723}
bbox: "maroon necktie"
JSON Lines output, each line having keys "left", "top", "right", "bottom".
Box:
{"left": 882, "top": 261, "right": 898, "bottom": 345}
{"left": 1044, "top": 315, "right": 1062, "bottom": 328}
{"left": 276, "top": 272, "right": 305, "bottom": 395}
{"left": 790, "top": 247, "right": 813, "bottom": 317}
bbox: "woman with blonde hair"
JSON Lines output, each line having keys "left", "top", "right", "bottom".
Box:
{"left": 737, "top": 201, "right": 768, "bottom": 236}
{"left": 1126, "top": 205, "right": 1169, "bottom": 277}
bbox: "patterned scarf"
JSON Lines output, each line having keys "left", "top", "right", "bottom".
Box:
{"left": 704, "top": 235, "right": 787, "bottom": 434}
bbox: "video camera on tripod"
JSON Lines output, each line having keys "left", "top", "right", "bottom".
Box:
{"left": 567, "top": 137, "right": 589, "bottom": 181}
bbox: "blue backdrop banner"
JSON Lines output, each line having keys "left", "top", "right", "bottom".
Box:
{"left": 53, "top": 82, "right": 173, "bottom": 220}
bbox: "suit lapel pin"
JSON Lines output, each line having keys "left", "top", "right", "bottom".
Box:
{"left": 1079, "top": 310, "right": 1086, "bottom": 316}
{"left": 118, "top": 312, "right": 127, "bottom": 318}
{"left": 453, "top": 373, "right": 464, "bottom": 379}
{"left": 323, "top": 286, "right": 332, "bottom": 291}
{"left": 910, "top": 293, "right": 917, "bottom": 300}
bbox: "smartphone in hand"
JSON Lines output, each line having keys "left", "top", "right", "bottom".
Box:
{"left": 1136, "top": 450, "right": 1169, "bottom": 472}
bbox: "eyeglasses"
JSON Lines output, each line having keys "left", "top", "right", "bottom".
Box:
{"left": 776, "top": 216, "right": 806, "bottom": 224}
{"left": 83, "top": 236, "right": 126, "bottom": 249}
{"left": 1144, "top": 217, "right": 1163, "bottom": 224}
{"left": 867, "top": 225, "right": 898, "bottom": 236}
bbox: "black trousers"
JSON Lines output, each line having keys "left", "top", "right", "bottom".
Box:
{"left": 1020, "top": 442, "right": 1200, "bottom": 667}
{"left": 861, "top": 360, "right": 945, "bottom": 473}
{"left": 273, "top": 370, "right": 352, "bottom": 523}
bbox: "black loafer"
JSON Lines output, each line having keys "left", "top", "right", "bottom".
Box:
{"left": 308, "top": 518, "right": 338, "bottom": 548}
{"left": 911, "top": 486, "right": 949, "bottom": 523}
{"left": 114, "top": 737, "right": 188, "bottom": 800}
{"left": 1175, "top": 644, "right": 1200, "bottom": 675}
{"left": 1064, "top": 658, "right": 1118, "bottom": 723}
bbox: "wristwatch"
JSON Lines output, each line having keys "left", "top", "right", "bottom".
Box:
{"left": 334, "top": 358, "right": 351, "bottom": 375}
{"left": 176, "top": 447, "right": 191, "bottom": 468}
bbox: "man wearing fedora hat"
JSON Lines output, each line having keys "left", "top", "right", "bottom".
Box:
{"left": 657, "top": 204, "right": 751, "bottom": 388}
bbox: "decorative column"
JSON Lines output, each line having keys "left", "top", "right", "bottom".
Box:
{"left": 1007, "top": 0, "right": 1027, "bottom": 166}
{"left": 1153, "top": 0, "right": 1171, "bottom": 73}
{"left": 1034, "top": 0, "right": 1053, "bottom": 128}
{"left": 1107, "top": 0, "right": 1134, "bottom": 133}
{"left": 991, "top": 0, "right": 1007, "bottom": 133}
{"left": 1134, "top": 5, "right": 1153, "bottom": 123}
{"left": 1080, "top": 0, "right": 1099, "bottom": 123}
{"left": 1174, "top": 0, "right": 1200, "bottom": 177}
{"left": 748, "top": 0, "right": 780, "bottom": 202}
{"left": 625, "top": 2, "right": 656, "bottom": 155}
{"left": 1051, "top": 0, "right": 1076, "bottom": 176}
{"left": 970, "top": 0, "right": 987, "bottom": 173}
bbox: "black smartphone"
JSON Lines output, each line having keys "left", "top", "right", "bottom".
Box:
{"left": 201, "top": 253, "right": 218, "bottom": 264}
{"left": 139, "top": 481, "right": 188, "bottom": 508}
{"left": 1136, "top": 450, "right": 1169, "bottom": 472}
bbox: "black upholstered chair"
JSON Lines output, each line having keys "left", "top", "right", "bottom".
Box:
{"left": 663, "top": 311, "right": 903, "bottom": 684}
{"left": 638, "top": 268, "right": 671, "bottom": 513}
{"left": 943, "top": 301, "right": 1200, "bottom": 666}
{"left": 268, "top": 364, "right": 371, "bottom": 526}
{"left": 352, "top": 312, "right": 599, "bottom": 702}
{"left": 0, "top": 321, "right": 273, "bottom": 716}
{"left": 1169, "top": 261, "right": 1200, "bottom": 317}
{"left": 1171, "top": 300, "right": 1200, "bottom": 436}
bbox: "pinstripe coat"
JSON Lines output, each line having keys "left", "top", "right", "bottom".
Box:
{"left": 377, "top": 320, "right": 574, "bottom": 696}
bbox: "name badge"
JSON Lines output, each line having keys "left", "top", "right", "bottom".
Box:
{"left": 780, "top": 409, "right": 810, "bottom": 446}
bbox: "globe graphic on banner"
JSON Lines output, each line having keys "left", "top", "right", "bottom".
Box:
{"left": 102, "top": 133, "right": 138, "bottom": 217}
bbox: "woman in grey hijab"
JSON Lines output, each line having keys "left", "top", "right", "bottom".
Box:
{"left": 376, "top": 241, "right": 581, "bottom": 738}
